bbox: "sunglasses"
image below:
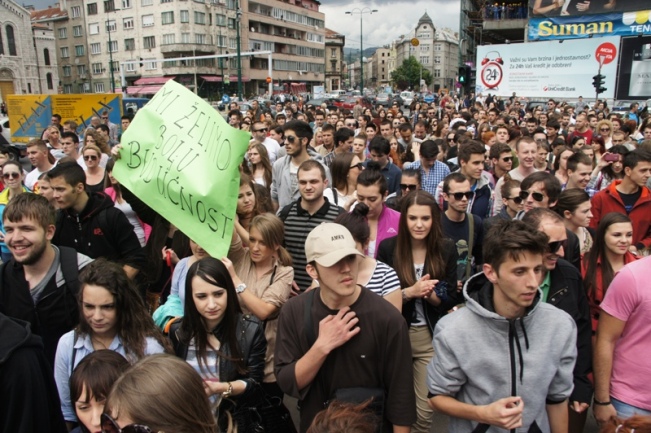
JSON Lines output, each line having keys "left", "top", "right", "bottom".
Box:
{"left": 254, "top": 128, "right": 268, "bottom": 133}
{"left": 400, "top": 184, "right": 418, "bottom": 191}
{"left": 519, "top": 190, "right": 545, "bottom": 202}
{"left": 600, "top": 128, "right": 610, "bottom": 132}
{"left": 345, "top": 124, "right": 356, "bottom": 128}
{"left": 450, "top": 191, "right": 474, "bottom": 200}
{"left": 285, "top": 135, "right": 298, "bottom": 144}
{"left": 506, "top": 195, "right": 524, "bottom": 204}
{"left": 2, "top": 172, "right": 20, "bottom": 179}
{"left": 548, "top": 240, "right": 567, "bottom": 254}
{"left": 101, "top": 413, "right": 155, "bottom": 433}
{"left": 386, "top": 116, "right": 393, "bottom": 119}
{"left": 102, "top": 117, "right": 109, "bottom": 120}
{"left": 502, "top": 157, "right": 513, "bottom": 162}
{"left": 84, "top": 155, "right": 98, "bottom": 161}
{"left": 350, "top": 162, "right": 364, "bottom": 170}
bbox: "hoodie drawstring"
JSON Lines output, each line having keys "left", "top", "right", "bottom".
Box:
{"left": 508, "top": 318, "right": 530, "bottom": 387}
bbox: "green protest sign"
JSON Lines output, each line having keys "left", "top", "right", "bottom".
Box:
{"left": 113, "top": 80, "right": 249, "bottom": 258}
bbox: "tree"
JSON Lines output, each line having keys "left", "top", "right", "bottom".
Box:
{"left": 391, "top": 56, "right": 432, "bottom": 91}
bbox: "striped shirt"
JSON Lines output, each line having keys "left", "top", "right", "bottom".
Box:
{"left": 279, "top": 197, "right": 344, "bottom": 291}
{"left": 364, "top": 260, "right": 401, "bottom": 297}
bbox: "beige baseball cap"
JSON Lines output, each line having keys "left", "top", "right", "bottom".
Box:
{"left": 305, "top": 223, "right": 364, "bottom": 267}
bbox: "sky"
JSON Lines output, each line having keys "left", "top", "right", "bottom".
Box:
{"left": 320, "top": 0, "right": 461, "bottom": 49}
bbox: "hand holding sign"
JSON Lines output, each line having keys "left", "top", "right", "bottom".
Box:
{"left": 113, "top": 80, "right": 250, "bottom": 259}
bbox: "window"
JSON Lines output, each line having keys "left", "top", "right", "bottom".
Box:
{"left": 122, "top": 0, "right": 132, "bottom": 8}
{"left": 125, "top": 38, "right": 135, "bottom": 50}
{"left": 419, "top": 56, "right": 429, "bottom": 65}
{"left": 141, "top": 0, "right": 153, "bottom": 5}
{"left": 195, "top": 33, "right": 206, "bottom": 44}
{"left": 88, "top": 23, "right": 99, "bottom": 34}
{"left": 125, "top": 62, "right": 135, "bottom": 72}
{"left": 216, "top": 34, "right": 226, "bottom": 47}
{"left": 44, "top": 48, "right": 51, "bottom": 65}
{"left": 77, "top": 64, "right": 87, "bottom": 76}
{"left": 143, "top": 36, "right": 156, "bottom": 49}
{"left": 60, "top": 47, "right": 69, "bottom": 58}
{"left": 228, "top": 37, "right": 236, "bottom": 50}
{"left": 216, "top": 14, "right": 226, "bottom": 26}
{"left": 108, "top": 40, "right": 118, "bottom": 52}
{"left": 87, "top": 3, "right": 97, "bottom": 14}
{"left": 92, "top": 63, "right": 103, "bottom": 74}
{"left": 434, "top": 69, "right": 441, "bottom": 78}
{"left": 161, "top": 11, "right": 174, "bottom": 24}
{"left": 46, "top": 74, "right": 53, "bottom": 90}
{"left": 64, "top": 84, "right": 73, "bottom": 93}
{"left": 142, "top": 14, "right": 154, "bottom": 26}
{"left": 123, "top": 17, "right": 134, "bottom": 29}
{"left": 104, "top": 0, "right": 116, "bottom": 12}
{"left": 180, "top": 32, "right": 190, "bottom": 43}
{"left": 434, "top": 44, "right": 441, "bottom": 51}
{"left": 161, "top": 0, "right": 173, "bottom": 2}
{"left": 180, "top": 10, "right": 189, "bottom": 22}
{"left": 95, "top": 83, "right": 106, "bottom": 93}
{"left": 106, "top": 20, "right": 117, "bottom": 32}
{"left": 227, "top": 18, "right": 235, "bottom": 29}
{"left": 434, "top": 56, "right": 441, "bottom": 64}
{"left": 90, "top": 43, "right": 101, "bottom": 54}
{"left": 58, "top": 27, "right": 67, "bottom": 39}
{"left": 75, "top": 45, "right": 85, "bottom": 56}
{"left": 162, "top": 33, "right": 175, "bottom": 44}
{"left": 420, "top": 45, "right": 429, "bottom": 52}
{"left": 144, "top": 59, "right": 157, "bottom": 70}
{"left": 194, "top": 11, "right": 205, "bottom": 24}
{"left": 73, "top": 25, "right": 83, "bottom": 36}
{"left": 226, "top": 0, "right": 235, "bottom": 9}
{"left": 62, "top": 65, "right": 72, "bottom": 77}
{"left": 71, "top": 6, "right": 81, "bottom": 17}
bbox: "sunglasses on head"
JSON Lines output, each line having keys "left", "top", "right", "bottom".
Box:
{"left": 548, "top": 240, "right": 567, "bottom": 254}
{"left": 84, "top": 155, "right": 98, "bottom": 161}
{"left": 519, "top": 190, "right": 544, "bottom": 202}
{"left": 2, "top": 172, "right": 20, "bottom": 180}
{"left": 450, "top": 191, "right": 474, "bottom": 200}
{"left": 400, "top": 183, "right": 418, "bottom": 191}
{"left": 350, "top": 162, "right": 364, "bottom": 170}
{"left": 101, "top": 413, "right": 155, "bottom": 433}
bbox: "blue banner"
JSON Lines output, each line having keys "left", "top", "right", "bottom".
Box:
{"left": 528, "top": 10, "right": 651, "bottom": 40}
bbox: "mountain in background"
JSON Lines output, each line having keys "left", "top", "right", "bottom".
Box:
{"left": 343, "top": 46, "right": 380, "bottom": 62}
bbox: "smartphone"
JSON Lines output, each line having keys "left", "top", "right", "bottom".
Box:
{"left": 604, "top": 153, "right": 620, "bottom": 162}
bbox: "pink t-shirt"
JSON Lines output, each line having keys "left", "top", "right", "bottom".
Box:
{"left": 600, "top": 256, "right": 651, "bottom": 410}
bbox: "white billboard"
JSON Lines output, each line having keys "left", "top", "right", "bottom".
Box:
{"left": 475, "top": 36, "right": 620, "bottom": 99}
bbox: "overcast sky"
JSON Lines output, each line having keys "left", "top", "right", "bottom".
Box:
{"left": 320, "top": 0, "right": 461, "bottom": 49}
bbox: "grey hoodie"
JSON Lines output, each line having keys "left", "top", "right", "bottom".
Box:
{"left": 427, "top": 272, "right": 576, "bottom": 433}
{"left": 270, "top": 148, "right": 331, "bottom": 209}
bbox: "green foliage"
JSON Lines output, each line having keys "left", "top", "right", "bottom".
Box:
{"left": 390, "top": 56, "right": 432, "bottom": 90}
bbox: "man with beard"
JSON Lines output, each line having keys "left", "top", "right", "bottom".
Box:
{"left": 0, "top": 194, "right": 93, "bottom": 365}
{"left": 492, "top": 137, "right": 539, "bottom": 216}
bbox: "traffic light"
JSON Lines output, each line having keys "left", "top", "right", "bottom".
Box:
{"left": 459, "top": 66, "right": 469, "bottom": 84}
{"left": 592, "top": 74, "right": 607, "bottom": 95}
{"left": 139, "top": 57, "right": 144, "bottom": 68}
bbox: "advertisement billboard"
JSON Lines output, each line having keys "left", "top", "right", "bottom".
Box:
{"left": 615, "top": 35, "right": 651, "bottom": 100}
{"left": 529, "top": 10, "right": 651, "bottom": 40}
{"left": 529, "top": 0, "right": 648, "bottom": 17}
{"left": 475, "top": 37, "right": 620, "bottom": 98}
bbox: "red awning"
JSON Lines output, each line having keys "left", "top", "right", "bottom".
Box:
{"left": 126, "top": 86, "right": 143, "bottom": 94}
{"left": 134, "top": 76, "right": 176, "bottom": 85}
{"left": 200, "top": 75, "right": 222, "bottom": 82}
{"left": 136, "top": 85, "right": 163, "bottom": 95}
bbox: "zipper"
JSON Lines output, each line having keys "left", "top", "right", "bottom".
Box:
{"left": 507, "top": 320, "right": 517, "bottom": 433}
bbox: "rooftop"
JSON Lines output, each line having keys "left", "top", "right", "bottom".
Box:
{"left": 30, "top": 6, "right": 67, "bottom": 22}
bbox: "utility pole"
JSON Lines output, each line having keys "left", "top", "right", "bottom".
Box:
{"left": 235, "top": 0, "right": 243, "bottom": 99}
{"left": 345, "top": 8, "right": 377, "bottom": 93}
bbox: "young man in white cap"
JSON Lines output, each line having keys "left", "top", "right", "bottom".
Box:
{"left": 274, "top": 223, "right": 416, "bottom": 433}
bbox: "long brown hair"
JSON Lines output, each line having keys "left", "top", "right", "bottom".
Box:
{"left": 248, "top": 142, "right": 272, "bottom": 192}
{"left": 583, "top": 212, "right": 633, "bottom": 303}
{"left": 249, "top": 213, "right": 292, "bottom": 267}
{"left": 600, "top": 415, "right": 651, "bottom": 433}
{"left": 393, "top": 191, "right": 445, "bottom": 287}
{"left": 77, "top": 259, "right": 172, "bottom": 358}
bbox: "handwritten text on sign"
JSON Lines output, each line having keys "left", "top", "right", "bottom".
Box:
{"left": 113, "top": 80, "right": 249, "bottom": 258}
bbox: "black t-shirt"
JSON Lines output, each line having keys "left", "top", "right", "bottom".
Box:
{"left": 441, "top": 213, "right": 484, "bottom": 281}
{"left": 618, "top": 188, "right": 642, "bottom": 214}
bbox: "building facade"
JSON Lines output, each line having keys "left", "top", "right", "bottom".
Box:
{"left": 368, "top": 47, "right": 390, "bottom": 88}
{"left": 0, "top": 0, "right": 59, "bottom": 98}
{"left": 394, "top": 12, "right": 459, "bottom": 92}
{"left": 324, "top": 27, "right": 344, "bottom": 92}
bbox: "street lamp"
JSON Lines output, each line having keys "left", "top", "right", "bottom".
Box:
{"left": 235, "top": 0, "right": 243, "bottom": 100}
{"left": 345, "top": 8, "right": 377, "bottom": 93}
{"left": 106, "top": 7, "right": 119, "bottom": 93}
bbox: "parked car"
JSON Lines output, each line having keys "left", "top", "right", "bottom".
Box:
{"left": 0, "top": 117, "right": 10, "bottom": 144}
{"left": 376, "top": 93, "right": 390, "bottom": 107}
{"left": 400, "top": 91, "right": 414, "bottom": 108}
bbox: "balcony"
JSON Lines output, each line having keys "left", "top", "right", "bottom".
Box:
{"left": 160, "top": 43, "right": 216, "bottom": 55}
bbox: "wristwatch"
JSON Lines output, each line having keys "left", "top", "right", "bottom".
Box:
{"left": 236, "top": 283, "right": 247, "bottom": 294}
{"left": 222, "top": 382, "right": 233, "bottom": 398}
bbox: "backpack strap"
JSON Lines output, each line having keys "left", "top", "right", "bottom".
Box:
{"left": 70, "top": 330, "right": 79, "bottom": 375}
{"left": 304, "top": 289, "right": 317, "bottom": 347}
{"left": 465, "top": 214, "right": 475, "bottom": 280}
{"left": 59, "top": 247, "right": 80, "bottom": 297}
{"left": 277, "top": 201, "right": 296, "bottom": 223}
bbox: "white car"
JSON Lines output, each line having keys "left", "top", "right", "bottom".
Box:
{"left": 0, "top": 117, "right": 10, "bottom": 144}
{"left": 400, "top": 91, "right": 414, "bottom": 108}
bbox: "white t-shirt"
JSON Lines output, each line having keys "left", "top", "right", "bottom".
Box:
{"left": 262, "top": 137, "right": 281, "bottom": 164}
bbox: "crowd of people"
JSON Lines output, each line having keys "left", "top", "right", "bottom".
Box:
{"left": 1, "top": 92, "right": 651, "bottom": 433}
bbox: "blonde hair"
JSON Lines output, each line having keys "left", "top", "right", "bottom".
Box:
{"left": 106, "top": 354, "right": 217, "bottom": 433}
{"left": 249, "top": 213, "right": 292, "bottom": 267}
{"left": 84, "top": 129, "right": 110, "bottom": 154}
{"left": 596, "top": 119, "right": 614, "bottom": 137}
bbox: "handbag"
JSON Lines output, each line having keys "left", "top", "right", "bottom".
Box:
{"left": 227, "top": 383, "right": 297, "bottom": 433}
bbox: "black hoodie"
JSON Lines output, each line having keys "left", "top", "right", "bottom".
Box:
{"left": 53, "top": 191, "right": 146, "bottom": 269}
{"left": 0, "top": 314, "right": 67, "bottom": 433}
